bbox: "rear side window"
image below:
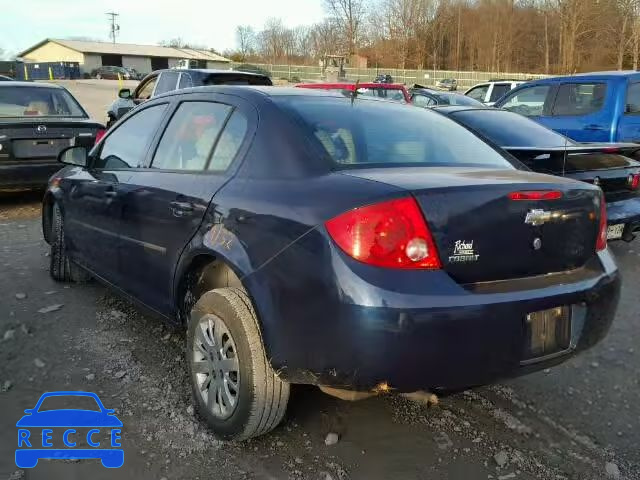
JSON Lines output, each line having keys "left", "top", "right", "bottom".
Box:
{"left": 500, "top": 85, "right": 551, "bottom": 116}
{"left": 178, "top": 73, "right": 193, "bottom": 89}
{"left": 552, "top": 83, "right": 607, "bottom": 116}
{"left": 412, "top": 94, "right": 436, "bottom": 108}
{"left": 95, "top": 104, "right": 167, "bottom": 169}
{"left": 151, "top": 101, "right": 232, "bottom": 171}
{"left": 489, "top": 84, "right": 511, "bottom": 102}
{"left": 466, "top": 85, "right": 489, "bottom": 101}
{"left": 209, "top": 111, "right": 248, "bottom": 171}
{"left": 275, "top": 97, "right": 513, "bottom": 169}
{"left": 625, "top": 82, "right": 640, "bottom": 114}
{"left": 154, "top": 72, "right": 180, "bottom": 95}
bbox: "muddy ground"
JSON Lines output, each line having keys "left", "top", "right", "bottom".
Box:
{"left": 0, "top": 193, "right": 638, "bottom": 480}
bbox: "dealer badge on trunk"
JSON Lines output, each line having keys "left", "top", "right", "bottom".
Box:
{"left": 449, "top": 240, "right": 479, "bottom": 263}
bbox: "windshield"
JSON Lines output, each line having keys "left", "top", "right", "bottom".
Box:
{"left": 450, "top": 109, "right": 574, "bottom": 147}
{"left": 38, "top": 395, "right": 101, "bottom": 412}
{"left": 275, "top": 97, "right": 514, "bottom": 169}
{"left": 0, "top": 86, "right": 86, "bottom": 118}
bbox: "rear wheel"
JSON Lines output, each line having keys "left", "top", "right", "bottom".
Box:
{"left": 49, "top": 203, "right": 90, "bottom": 283}
{"left": 187, "top": 287, "right": 289, "bottom": 440}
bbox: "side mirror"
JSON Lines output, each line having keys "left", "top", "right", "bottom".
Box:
{"left": 58, "top": 145, "right": 88, "bottom": 167}
{"left": 118, "top": 88, "right": 131, "bottom": 99}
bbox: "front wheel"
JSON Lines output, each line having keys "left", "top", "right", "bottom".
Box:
{"left": 187, "top": 287, "right": 290, "bottom": 440}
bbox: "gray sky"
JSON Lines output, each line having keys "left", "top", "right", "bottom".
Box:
{"left": 1, "top": 0, "right": 326, "bottom": 58}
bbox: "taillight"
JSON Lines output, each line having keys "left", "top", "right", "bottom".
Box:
{"left": 95, "top": 129, "right": 106, "bottom": 145}
{"left": 596, "top": 195, "right": 607, "bottom": 251}
{"left": 628, "top": 173, "right": 640, "bottom": 190}
{"left": 325, "top": 197, "right": 441, "bottom": 269}
{"left": 508, "top": 190, "right": 563, "bottom": 201}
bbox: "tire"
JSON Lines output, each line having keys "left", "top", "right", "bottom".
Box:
{"left": 187, "top": 287, "right": 289, "bottom": 440}
{"left": 49, "top": 203, "right": 91, "bottom": 283}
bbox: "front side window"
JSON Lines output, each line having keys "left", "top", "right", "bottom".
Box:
{"left": 466, "top": 85, "right": 489, "bottom": 101}
{"left": 626, "top": 82, "right": 640, "bottom": 114}
{"left": 95, "top": 104, "right": 167, "bottom": 169}
{"left": 276, "top": 97, "right": 514, "bottom": 169}
{"left": 489, "top": 84, "right": 511, "bottom": 102}
{"left": 151, "top": 101, "right": 232, "bottom": 171}
{"left": 154, "top": 72, "right": 180, "bottom": 96}
{"left": 552, "top": 83, "right": 607, "bottom": 116}
{"left": 0, "top": 86, "right": 85, "bottom": 118}
{"left": 500, "top": 85, "right": 551, "bottom": 116}
{"left": 136, "top": 77, "right": 157, "bottom": 100}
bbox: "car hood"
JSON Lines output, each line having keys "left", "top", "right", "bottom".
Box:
{"left": 16, "top": 410, "right": 123, "bottom": 427}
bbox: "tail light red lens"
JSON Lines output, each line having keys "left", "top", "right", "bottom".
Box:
{"left": 95, "top": 129, "right": 106, "bottom": 145}
{"left": 508, "top": 190, "right": 562, "bottom": 201}
{"left": 596, "top": 195, "right": 607, "bottom": 252}
{"left": 325, "top": 197, "right": 441, "bottom": 269}
{"left": 628, "top": 173, "right": 640, "bottom": 190}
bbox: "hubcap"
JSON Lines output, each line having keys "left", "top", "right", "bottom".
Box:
{"left": 192, "top": 313, "right": 240, "bottom": 419}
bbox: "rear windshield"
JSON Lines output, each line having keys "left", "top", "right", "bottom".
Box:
{"left": 275, "top": 97, "right": 514, "bottom": 168}
{"left": 0, "top": 86, "right": 85, "bottom": 118}
{"left": 435, "top": 93, "right": 484, "bottom": 106}
{"left": 202, "top": 73, "right": 272, "bottom": 86}
{"left": 451, "top": 109, "right": 573, "bottom": 147}
{"left": 354, "top": 87, "right": 406, "bottom": 103}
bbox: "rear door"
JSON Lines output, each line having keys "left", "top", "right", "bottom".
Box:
{"left": 63, "top": 104, "right": 169, "bottom": 283}
{"left": 616, "top": 81, "right": 640, "bottom": 142}
{"left": 544, "top": 81, "right": 612, "bottom": 142}
{"left": 114, "top": 94, "right": 256, "bottom": 315}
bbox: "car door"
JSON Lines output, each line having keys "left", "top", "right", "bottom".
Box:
{"left": 63, "top": 103, "right": 169, "bottom": 285}
{"left": 497, "top": 83, "right": 555, "bottom": 125}
{"left": 113, "top": 94, "right": 256, "bottom": 315}
{"left": 544, "top": 81, "right": 612, "bottom": 142}
{"left": 616, "top": 81, "right": 640, "bottom": 142}
{"left": 133, "top": 74, "right": 159, "bottom": 105}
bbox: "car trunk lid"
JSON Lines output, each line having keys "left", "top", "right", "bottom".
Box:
{"left": 340, "top": 167, "right": 601, "bottom": 284}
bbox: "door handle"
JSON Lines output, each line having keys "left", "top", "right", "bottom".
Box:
{"left": 585, "top": 124, "right": 606, "bottom": 131}
{"left": 104, "top": 190, "right": 117, "bottom": 197}
{"left": 170, "top": 200, "right": 194, "bottom": 216}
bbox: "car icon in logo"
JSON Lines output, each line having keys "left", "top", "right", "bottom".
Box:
{"left": 15, "top": 391, "right": 123, "bottom": 468}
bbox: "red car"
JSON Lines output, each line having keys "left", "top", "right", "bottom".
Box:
{"left": 296, "top": 82, "right": 411, "bottom": 103}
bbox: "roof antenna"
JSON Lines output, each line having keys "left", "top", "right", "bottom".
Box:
{"left": 351, "top": 79, "right": 360, "bottom": 106}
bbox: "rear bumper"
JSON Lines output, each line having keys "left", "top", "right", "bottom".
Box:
{"left": 607, "top": 196, "right": 640, "bottom": 238}
{"left": 0, "top": 160, "right": 61, "bottom": 189}
{"left": 248, "top": 234, "right": 620, "bottom": 392}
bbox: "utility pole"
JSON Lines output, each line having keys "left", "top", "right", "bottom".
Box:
{"left": 106, "top": 12, "right": 120, "bottom": 44}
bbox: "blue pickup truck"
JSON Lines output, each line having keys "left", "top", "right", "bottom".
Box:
{"left": 494, "top": 71, "right": 640, "bottom": 143}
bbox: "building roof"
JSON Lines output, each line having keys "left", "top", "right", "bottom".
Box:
{"left": 18, "top": 39, "right": 231, "bottom": 62}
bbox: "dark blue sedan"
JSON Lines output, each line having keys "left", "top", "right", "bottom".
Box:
{"left": 43, "top": 87, "right": 620, "bottom": 440}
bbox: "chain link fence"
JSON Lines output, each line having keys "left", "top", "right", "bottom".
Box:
{"left": 230, "top": 62, "right": 549, "bottom": 89}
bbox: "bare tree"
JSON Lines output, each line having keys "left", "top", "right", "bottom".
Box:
{"left": 236, "top": 26, "right": 256, "bottom": 61}
{"left": 324, "top": 0, "right": 366, "bottom": 54}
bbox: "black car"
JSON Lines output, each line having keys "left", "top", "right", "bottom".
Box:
{"left": 107, "top": 68, "right": 273, "bottom": 124}
{"left": 0, "top": 82, "right": 103, "bottom": 191}
{"left": 373, "top": 74, "right": 394, "bottom": 84}
{"left": 436, "top": 106, "right": 640, "bottom": 241}
{"left": 410, "top": 87, "right": 484, "bottom": 108}
{"left": 45, "top": 87, "right": 619, "bottom": 440}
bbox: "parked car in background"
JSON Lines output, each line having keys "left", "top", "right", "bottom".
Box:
{"left": 0, "top": 82, "right": 103, "bottom": 191}
{"left": 91, "top": 66, "right": 131, "bottom": 80}
{"left": 494, "top": 71, "right": 640, "bottom": 143}
{"left": 465, "top": 80, "right": 525, "bottom": 105}
{"left": 106, "top": 69, "right": 273, "bottom": 125}
{"left": 373, "top": 74, "right": 394, "bottom": 84}
{"left": 435, "top": 78, "right": 458, "bottom": 91}
{"left": 45, "top": 86, "right": 619, "bottom": 440}
{"left": 296, "top": 82, "right": 411, "bottom": 103}
{"left": 410, "top": 86, "right": 484, "bottom": 108}
{"left": 437, "top": 106, "right": 640, "bottom": 241}
{"left": 124, "top": 67, "right": 144, "bottom": 80}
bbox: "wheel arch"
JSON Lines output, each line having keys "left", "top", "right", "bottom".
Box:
{"left": 42, "top": 191, "right": 58, "bottom": 245}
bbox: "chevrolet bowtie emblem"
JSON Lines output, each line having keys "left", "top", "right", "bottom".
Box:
{"left": 524, "top": 209, "right": 552, "bottom": 226}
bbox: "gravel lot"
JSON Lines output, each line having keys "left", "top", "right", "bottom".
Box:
{"left": 1, "top": 81, "right": 639, "bottom": 479}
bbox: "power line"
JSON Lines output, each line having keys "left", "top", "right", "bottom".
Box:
{"left": 106, "top": 12, "right": 120, "bottom": 44}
